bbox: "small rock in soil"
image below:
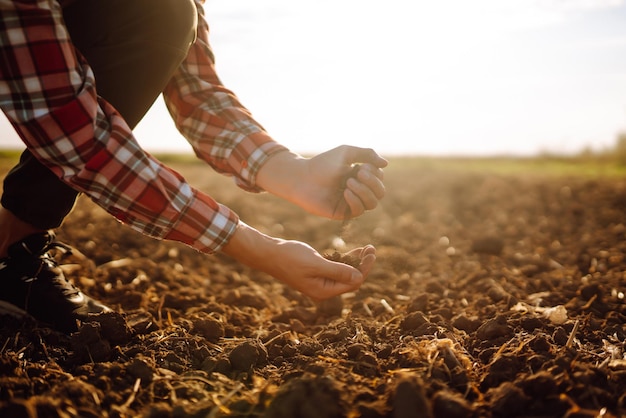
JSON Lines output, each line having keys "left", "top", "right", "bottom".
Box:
{"left": 264, "top": 374, "right": 346, "bottom": 418}
{"left": 476, "top": 316, "right": 513, "bottom": 340}
{"left": 400, "top": 311, "right": 429, "bottom": 332}
{"left": 487, "top": 381, "right": 531, "bottom": 416}
{"left": 229, "top": 340, "right": 268, "bottom": 371}
{"left": 191, "top": 315, "right": 225, "bottom": 342}
{"left": 127, "top": 356, "right": 155, "bottom": 383}
{"left": 391, "top": 375, "right": 433, "bottom": 418}
{"left": 432, "top": 390, "right": 473, "bottom": 418}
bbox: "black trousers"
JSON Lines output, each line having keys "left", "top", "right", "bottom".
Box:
{"left": 1, "top": 0, "right": 197, "bottom": 229}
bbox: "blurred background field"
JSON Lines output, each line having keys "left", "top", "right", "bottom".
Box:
{"left": 4, "top": 142, "right": 626, "bottom": 180}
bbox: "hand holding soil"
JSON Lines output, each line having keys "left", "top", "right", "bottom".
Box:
{"left": 223, "top": 221, "right": 376, "bottom": 300}
{"left": 256, "top": 145, "right": 387, "bottom": 220}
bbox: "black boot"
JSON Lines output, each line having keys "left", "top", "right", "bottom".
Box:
{"left": 0, "top": 231, "right": 111, "bottom": 333}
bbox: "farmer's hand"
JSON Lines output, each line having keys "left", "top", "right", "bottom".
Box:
{"left": 257, "top": 146, "right": 387, "bottom": 220}
{"left": 221, "top": 221, "right": 376, "bottom": 300}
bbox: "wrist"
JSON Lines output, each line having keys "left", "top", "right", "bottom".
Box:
{"left": 256, "top": 150, "right": 306, "bottom": 199}
{"left": 221, "top": 221, "right": 281, "bottom": 271}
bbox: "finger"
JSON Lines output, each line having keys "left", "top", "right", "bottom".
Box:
{"left": 358, "top": 253, "right": 376, "bottom": 277}
{"left": 356, "top": 166, "right": 386, "bottom": 200}
{"left": 312, "top": 246, "right": 376, "bottom": 299}
{"left": 321, "top": 256, "right": 362, "bottom": 285}
{"left": 358, "top": 163, "right": 385, "bottom": 181}
{"left": 344, "top": 245, "right": 376, "bottom": 276}
{"left": 344, "top": 187, "right": 366, "bottom": 217}
{"left": 309, "top": 276, "right": 363, "bottom": 301}
{"left": 343, "top": 146, "right": 388, "bottom": 169}
{"left": 340, "top": 163, "right": 361, "bottom": 188}
{"left": 345, "top": 244, "right": 376, "bottom": 260}
{"left": 339, "top": 163, "right": 384, "bottom": 198}
{"left": 346, "top": 177, "right": 379, "bottom": 211}
{"left": 306, "top": 260, "right": 364, "bottom": 299}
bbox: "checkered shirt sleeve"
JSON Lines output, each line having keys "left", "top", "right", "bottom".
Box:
{"left": 0, "top": 0, "right": 285, "bottom": 253}
{"left": 163, "top": 1, "right": 288, "bottom": 192}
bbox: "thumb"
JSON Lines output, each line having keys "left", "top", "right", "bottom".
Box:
{"left": 358, "top": 253, "right": 376, "bottom": 277}
{"left": 322, "top": 259, "right": 364, "bottom": 286}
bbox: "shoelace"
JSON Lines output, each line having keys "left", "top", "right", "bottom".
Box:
{"left": 24, "top": 241, "right": 81, "bottom": 297}
{"left": 44, "top": 241, "right": 73, "bottom": 257}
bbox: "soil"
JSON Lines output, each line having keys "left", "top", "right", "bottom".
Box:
{"left": 1, "top": 157, "right": 626, "bottom": 418}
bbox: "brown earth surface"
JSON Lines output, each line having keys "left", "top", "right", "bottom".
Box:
{"left": 1, "top": 156, "right": 626, "bottom": 417}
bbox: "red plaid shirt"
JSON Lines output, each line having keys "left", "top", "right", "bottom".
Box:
{"left": 0, "top": 0, "right": 287, "bottom": 253}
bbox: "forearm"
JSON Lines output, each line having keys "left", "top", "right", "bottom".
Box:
{"left": 220, "top": 221, "right": 288, "bottom": 277}
{"left": 162, "top": 0, "right": 288, "bottom": 192}
{"left": 255, "top": 150, "right": 306, "bottom": 199}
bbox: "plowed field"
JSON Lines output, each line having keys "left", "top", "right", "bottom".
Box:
{"left": 1, "top": 155, "right": 626, "bottom": 417}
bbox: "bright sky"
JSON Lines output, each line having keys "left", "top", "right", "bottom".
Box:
{"left": 1, "top": 0, "right": 626, "bottom": 156}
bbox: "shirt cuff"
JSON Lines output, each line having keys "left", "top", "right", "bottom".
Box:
{"left": 229, "top": 132, "right": 289, "bottom": 193}
{"left": 164, "top": 194, "right": 240, "bottom": 254}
